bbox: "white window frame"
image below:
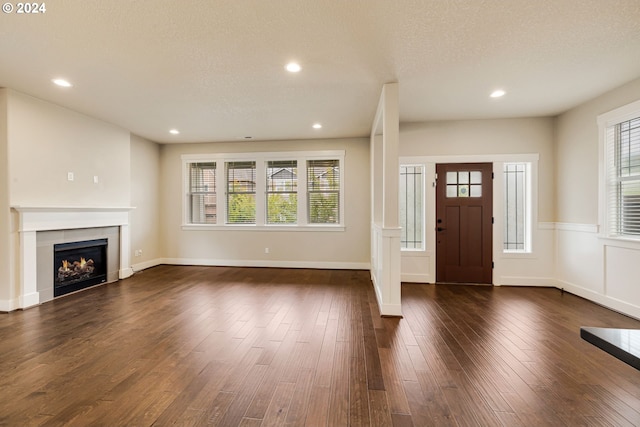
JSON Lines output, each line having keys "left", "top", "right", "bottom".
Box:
{"left": 182, "top": 150, "right": 345, "bottom": 231}
{"left": 399, "top": 163, "right": 426, "bottom": 251}
{"left": 503, "top": 162, "right": 532, "bottom": 254}
{"left": 598, "top": 99, "right": 640, "bottom": 244}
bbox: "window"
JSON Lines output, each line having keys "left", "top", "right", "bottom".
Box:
{"left": 605, "top": 115, "right": 640, "bottom": 236}
{"left": 188, "top": 162, "right": 216, "bottom": 224}
{"left": 504, "top": 162, "right": 530, "bottom": 251}
{"left": 446, "top": 170, "right": 482, "bottom": 198}
{"left": 266, "top": 160, "right": 297, "bottom": 224}
{"left": 400, "top": 165, "right": 424, "bottom": 250}
{"left": 307, "top": 159, "right": 340, "bottom": 224}
{"left": 182, "top": 151, "right": 344, "bottom": 229}
{"left": 227, "top": 161, "right": 256, "bottom": 224}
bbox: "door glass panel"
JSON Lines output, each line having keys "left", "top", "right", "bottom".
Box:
{"left": 446, "top": 170, "right": 483, "bottom": 197}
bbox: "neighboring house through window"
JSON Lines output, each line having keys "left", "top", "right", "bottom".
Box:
{"left": 182, "top": 151, "right": 344, "bottom": 230}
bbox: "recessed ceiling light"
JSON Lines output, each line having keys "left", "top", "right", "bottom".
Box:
{"left": 52, "top": 78, "right": 72, "bottom": 88}
{"left": 169, "top": 129, "right": 180, "bottom": 135}
{"left": 312, "top": 123, "right": 322, "bottom": 129}
{"left": 285, "top": 62, "right": 301, "bottom": 73}
{"left": 490, "top": 89, "right": 506, "bottom": 98}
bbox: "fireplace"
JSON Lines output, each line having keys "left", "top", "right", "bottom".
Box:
{"left": 53, "top": 239, "right": 108, "bottom": 297}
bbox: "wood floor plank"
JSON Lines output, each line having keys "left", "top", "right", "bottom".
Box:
{"left": 1, "top": 266, "right": 640, "bottom": 426}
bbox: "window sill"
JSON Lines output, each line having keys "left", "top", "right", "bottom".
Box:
{"left": 598, "top": 235, "right": 640, "bottom": 250}
{"left": 501, "top": 251, "right": 536, "bottom": 259}
{"left": 182, "top": 224, "right": 345, "bottom": 232}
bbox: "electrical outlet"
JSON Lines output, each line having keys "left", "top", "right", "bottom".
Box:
{"left": 134, "top": 250, "right": 142, "bottom": 257}
{"left": 93, "top": 175, "right": 99, "bottom": 184}
{"left": 264, "top": 247, "right": 269, "bottom": 254}
{"left": 67, "top": 172, "right": 74, "bottom": 181}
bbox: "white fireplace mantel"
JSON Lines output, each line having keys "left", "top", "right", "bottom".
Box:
{"left": 11, "top": 206, "right": 135, "bottom": 309}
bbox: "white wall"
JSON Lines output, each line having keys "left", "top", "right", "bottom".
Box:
{"left": 555, "top": 77, "right": 640, "bottom": 319}
{"left": 0, "top": 89, "right": 12, "bottom": 307}
{"left": 1, "top": 89, "right": 133, "bottom": 311}
{"left": 398, "top": 118, "right": 556, "bottom": 286}
{"left": 7, "top": 90, "right": 131, "bottom": 207}
{"left": 130, "top": 134, "right": 161, "bottom": 271}
{"left": 159, "top": 138, "right": 370, "bottom": 269}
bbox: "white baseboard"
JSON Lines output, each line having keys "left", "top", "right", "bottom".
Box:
{"left": 401, "top": 273, "right": 433, "bottom": 284}
{"left": 158, "top": 258, "right": 370, "bottom": 271}
{"left": 496, "top": 276, "right": 556, "bottom": 287}
{"left": 119, "top": 267, "right": 134, "bottom": 279}
{"left": 557, "top": 279, "right": 640, "bottom": 320}
{"left": 131, "top": 258, "right": 164, "bottom": 273}
{"left": 19, "top": 291, "right": 40, "bottom": 309}
{"left": 0, "top": 298, "right": 19, "bottom": 312}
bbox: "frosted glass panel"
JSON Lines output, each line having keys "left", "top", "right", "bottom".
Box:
{"left": 470, "top": 171, "right": 482, "bottom": 184}
{"left": 458, "top": 172, "right": 469, "bottom": 184}
{"left": 470, "top": 185, "right": 482, "bottom": 197}
{"left": 446, "top": 185, "right": 457, "bottom": 197}
{"left": 446, "top": 172, "right": 457, "bottom": 184}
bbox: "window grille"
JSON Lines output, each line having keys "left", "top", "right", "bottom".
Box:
{"left": 400, "top": 165, "right": 424, "bottom": 250}
{"left": 227, "top": 161, "right": 256, "bottom": 224}
{"left": 307, "top": 159, "right": 340, "bottom": 224}
{"left": 504, "top": 163, "right": 528, "bottom": 251}
{"left": 608, "top": 117, "right": 640, "bottom": 236}
{"left": 266, "top": 160, "right": 298, "bottom": 224}
{"left": 188, "top": 162, "right": 217, "bottom": 224}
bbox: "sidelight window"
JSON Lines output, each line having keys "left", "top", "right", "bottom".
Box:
{"left": 400, "top": 165, "right": 425, "bottom": 250}
{"left": 503, "top": 163, "right": 530, "bottom": 251}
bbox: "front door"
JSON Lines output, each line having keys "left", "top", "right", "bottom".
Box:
{"left": 436, "top": 163, "right": 493, "bottom": 284}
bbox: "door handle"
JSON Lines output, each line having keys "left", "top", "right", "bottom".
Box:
{"left": 437, "top": 227, "right": 446, "bottom": 232}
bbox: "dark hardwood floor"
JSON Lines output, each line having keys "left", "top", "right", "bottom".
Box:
{"left": 1, "top": 265, "right": 640, "bottom": 426}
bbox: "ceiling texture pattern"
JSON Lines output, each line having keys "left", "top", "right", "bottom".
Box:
{"left": 1, "top": 0, "right": 640, "bottom": 143}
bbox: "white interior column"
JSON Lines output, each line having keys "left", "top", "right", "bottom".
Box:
{"left": 370, "top": 83, "right": 402, "bottom": 316}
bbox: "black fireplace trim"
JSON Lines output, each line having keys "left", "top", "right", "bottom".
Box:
{"left": 54, "top": 238, "right": 108, "bottom": 297}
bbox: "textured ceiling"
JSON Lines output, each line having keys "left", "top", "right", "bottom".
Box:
{"left": 1, "top": 0, "right": 640, "bottom": 143}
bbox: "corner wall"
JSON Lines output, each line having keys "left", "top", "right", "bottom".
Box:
{"left": 130, "top": 134, "right": 161, "bottom": 271}
{"left": 0, "top": 89, "right": 12, "bottom": 309}
{"left": 158, "top": 138, "right": 370, "bottom": 269}
{"left": 399, "top": 118, "right": 556, "bottom": 286}
{"left": 555, "top": 77, "right": 640, "bottom": 319}
{"left": 1, "top": 89, "right": 133, "bottom": 311}
{"left": 7, "top": 90, "right": 131, "bottom": 207}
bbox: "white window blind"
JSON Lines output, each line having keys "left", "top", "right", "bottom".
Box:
{"left": 266, "top": 160, "right": 297, "bottom": 224}
{"left": 307, "top": 159, "right": 340, "bottom": 224}
{"left": 188, "top": 162, "right": 217, "bottom": 224}
{"left": 607, "top": 116, "right": 640, "bottom": 236}
{"left": 400, "top": 165, "right": 424, "bottom": 250}
{"left": 227, "top": 161, "right": 256, "bottom": 224}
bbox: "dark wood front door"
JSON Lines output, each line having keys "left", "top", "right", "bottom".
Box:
{"left": 436, "top": 163, "right": 493, "bottom": 284}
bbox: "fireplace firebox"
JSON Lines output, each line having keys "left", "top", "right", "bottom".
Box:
{"left": 53, "top": 238, "right": 108, "bottom": 297}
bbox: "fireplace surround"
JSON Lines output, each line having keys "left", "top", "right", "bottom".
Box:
{"left": 10, "top": 206, "right": 134, "bottom": 310}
